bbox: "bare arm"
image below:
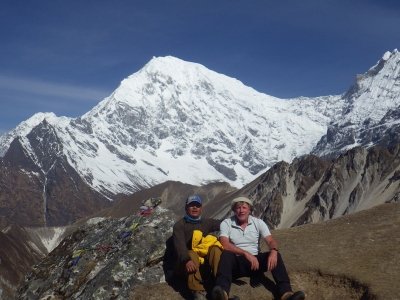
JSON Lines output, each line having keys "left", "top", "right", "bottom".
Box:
{"left": 264, "top": 235, "right": 279, "bottom": 271}
{"left": 219, "top": 236, "right": 260, "bottom": 270}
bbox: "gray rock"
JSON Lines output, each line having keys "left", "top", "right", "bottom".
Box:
{"left": 17, "top": 205, "right": 178, "bottom": 300}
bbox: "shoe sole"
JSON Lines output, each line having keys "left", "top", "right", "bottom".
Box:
{"left": 290, "top": 291, "right": 305, "bottom": 300}
{"left": 212, "top": 286, "right": 226, "bottom": 300}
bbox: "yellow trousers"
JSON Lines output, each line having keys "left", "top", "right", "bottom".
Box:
{"left": 175, "top": 246, "right": 222, "bottom": 291}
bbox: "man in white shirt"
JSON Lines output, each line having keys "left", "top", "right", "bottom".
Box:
{"left": 212, "top": 196, "right": 305, "bottom": 300}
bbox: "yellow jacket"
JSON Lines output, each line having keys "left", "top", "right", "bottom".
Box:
{"left": 191, "top": 230, "right": 223, "bottom": 264}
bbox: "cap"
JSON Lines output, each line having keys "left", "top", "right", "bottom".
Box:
{"left": 231, "top": 196, "right": 253, "bottom": 211}
{"left": 186, "top": 194, "right": 202, "bottom": 206}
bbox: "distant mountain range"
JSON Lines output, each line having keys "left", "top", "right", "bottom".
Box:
{"left": 94, "top": 143, "right": 400, "bottom": 231}
{"left": 0, "top": 50, "right": 400, "bottom": 229}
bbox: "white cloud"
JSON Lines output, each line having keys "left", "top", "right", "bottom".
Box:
{"left": 0, "top": 75, "right": 110, "bottom": 102}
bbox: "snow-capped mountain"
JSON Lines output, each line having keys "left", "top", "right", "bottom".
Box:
{"left": 312, "top": 49, "right": 400, "bottom": 158}
{"left": 0, "top": 56, "right": 344, "bottom": 199}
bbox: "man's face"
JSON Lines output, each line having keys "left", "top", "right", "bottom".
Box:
{"left": 185, "top": 202, "right": 202, "bottom": 218}
{"left": 234, "top": 202, "right": 251, "bottom": 223}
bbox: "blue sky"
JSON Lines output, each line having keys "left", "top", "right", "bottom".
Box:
{"left": 1, "top": 0, "right": 400, "bottom": 136}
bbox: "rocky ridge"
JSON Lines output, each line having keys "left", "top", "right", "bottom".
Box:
{"left": 312, "top": 49, "right": 400, "bottom": 159}
{"left": 206, "top": 144, "right": 400, "bottom": 229}
{"left": 17, "top": 201, "right": 177, "bottom": 300}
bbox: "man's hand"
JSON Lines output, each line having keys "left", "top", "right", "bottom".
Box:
{"left": 244, "top": 251, "right": 259, "bottom": 270}
{"left": 220, "top": 236, "right": 260, "bottom": 270}
{"left": 267, "top": 250, "right": 278, "bottom": 271}
{"left": 185, "top": 260, "right": 197, "bottom": 273}
{"left": 264, "top": 235, "right": 279, "bottom": 271}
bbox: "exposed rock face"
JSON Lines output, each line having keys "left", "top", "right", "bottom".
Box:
{"left": 17, "top": 205, "right": 178, "bottom": 300}
{"left": 0, "top": 126, "right": 112, "bottom": 228}
{"left": 0, "top": 224, "right": 48, "bottom": 300}
{"left": 240, "top": 145, "right": 400, "bottom": 229}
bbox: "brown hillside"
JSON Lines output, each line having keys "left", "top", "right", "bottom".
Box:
{"left": 85, "top": 180, "right": 237, "bottom": 219}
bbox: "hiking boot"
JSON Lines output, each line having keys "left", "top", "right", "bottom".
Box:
{"left": 212, "top": 286, "right": 228, "bottom": 300}
{"left": 280, "top": 291, "right": 305, "bottom": 300}
{"left": 192, "top": 290, "right": 207, "bottom": 300}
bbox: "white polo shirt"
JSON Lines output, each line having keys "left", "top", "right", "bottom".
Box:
{"left": 220, "top": 215, "right": 271, "bottom": 255}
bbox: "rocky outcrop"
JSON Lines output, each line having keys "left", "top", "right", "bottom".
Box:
{"left": 17, "top": 204, "right": 178, "bottom": 300}
{"left": 238, "top": 144, "right": 400, "bottom": 229}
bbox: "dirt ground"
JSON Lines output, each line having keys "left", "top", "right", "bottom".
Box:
{"left": 129, "top": 202, "right": 400, "bottom": 300}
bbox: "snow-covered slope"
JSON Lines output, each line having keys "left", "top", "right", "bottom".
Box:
{"left": 312, "top": 49, "right": 400, "bottom": 158}
{"left": 0, "top": 112, "right": 57, "bottom": 157}
{"left": 0, "top": 56, "right": 345, "bottom": 198}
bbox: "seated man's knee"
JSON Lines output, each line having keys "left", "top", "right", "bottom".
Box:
{"left": 188, "top": 250, "right": 201, "bottom": 264}
{"left": 209, "top": 245, "right": 223, "bottom": 256}
{"left": 221, "top": 249, "right": 236, "bottom": 260}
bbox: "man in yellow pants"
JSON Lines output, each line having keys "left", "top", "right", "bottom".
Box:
{"left": 173, "top": 194, "right": 222, "bottom": 300}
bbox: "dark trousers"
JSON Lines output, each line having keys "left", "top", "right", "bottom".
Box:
{"left": 215, "top": 250, "right": 292, "bottom": 296}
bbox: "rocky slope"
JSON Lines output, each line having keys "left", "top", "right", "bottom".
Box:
{"left": 17, "top": 200, "right": 178, "bottom": 300}
{"left": 0, "top": 132, "right": 112, "bottom": 228}
{"left": 76, "top": 143, "right": 400, "bottom": 231}
{"left": 0, "top": 224, "right": 67, "bottom": 300}
{"left": 234, "top": 144, "right": 400, "bottom": 229}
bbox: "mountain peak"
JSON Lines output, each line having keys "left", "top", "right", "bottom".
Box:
{"left": 1, "top": 55, "right": 344, "bottom": 198}
{"left": 381, "top": 49, "right": 397, "bottom": 61}
{"left": 312, "top": 50, "right": 400, "bottom": 158}
{"left": 0, "top": 112, "right": 60, "bottom": 157}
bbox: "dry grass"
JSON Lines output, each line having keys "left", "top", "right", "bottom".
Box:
{"left": 270, "top": 201, "right": 400, "bottom": 299}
